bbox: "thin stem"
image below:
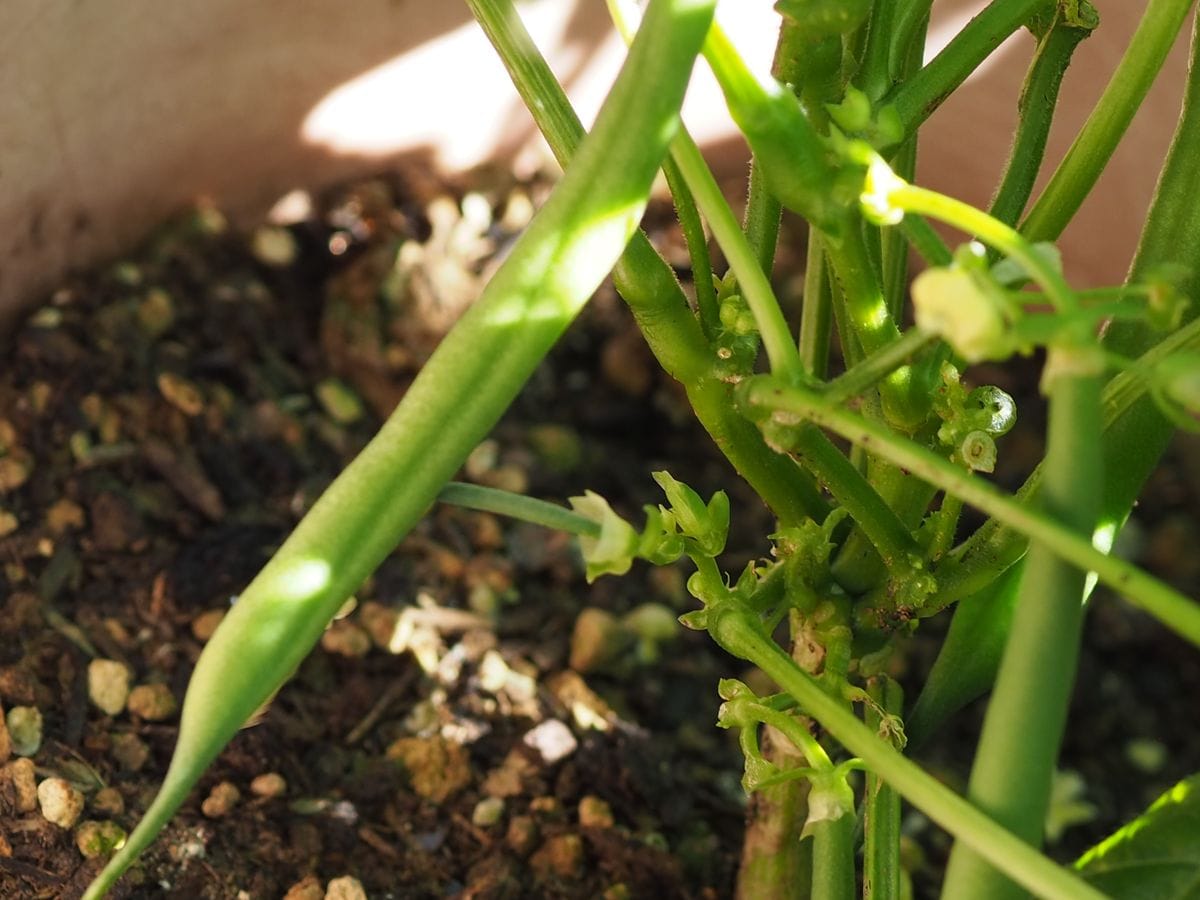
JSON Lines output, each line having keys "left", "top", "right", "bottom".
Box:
{"left": 743, "top": 162, "right": 783, "bottom": 277}
{"left": 886, "top": 0, "right": 1045, "bottom": 139}
{"left": 710, "top": 619, "right": 1108, "bottom": 900}
{"left": 789, "top": 425, "right": 924, "bottom": 573}
{"left": 436, "top": 483, "right": 599, "bottom": 537}
{"left": 823, "top": 329, "right": 936, "bottom": 407}
{"left": 670, "top": 130, "right": 806, "bottom": 383}
{"left": 799, "top": 232, "right": 834, "bottom": 378}
{"left": 863, "top": 677, "right": 904, "bottom": 900}
{"left": 899, "top": 214, "right": 953, "bottom": 265}
{"left": 740, "top": 377, "right": 1200, "bottom": 647}
{"left": 988, "top": 5, "right": 1096, "bottom": 229}
{"left": 889, "top": 182, "right": 1077, "bottom": 312}
{"left": 1021, "top": 0, "right": 1196, "bottom": 243}
{"left": 661, "top": 155, "right": 720, "bottom": 339}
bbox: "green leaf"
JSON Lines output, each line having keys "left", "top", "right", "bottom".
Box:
{"left": 1075, "top": 774, "right": 1200, "bottom": 899}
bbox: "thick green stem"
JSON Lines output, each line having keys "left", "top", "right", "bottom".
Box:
{"left": 887, "top": 0, "right": 1045, "bottom": 138}
{"left": 82, "top": 3, "right": 716, "bottom": 895}
{"left": 810, "top": 810, "right": 856, "bottom": 900}
{"left": 940, "top": 369, "right": 1102, "bottom": 900}
{"left": 707, "top": 616, "right": 1107, "bottom": 900}
{"left": 988, "top": 3, "right": 1097, "bottom": 230}
{"left": 740, "top": 378, "right": 1200, "bottom": 647}
{"left": 1021, "top": 0, "right": 1196, "bottom": 243}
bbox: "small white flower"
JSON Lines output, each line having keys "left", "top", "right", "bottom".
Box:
{"left": 911, "top": 266, "right": 1008, "bottom": 363}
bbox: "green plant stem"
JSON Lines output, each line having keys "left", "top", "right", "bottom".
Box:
{"left": 739, "top": 377, "right": 1200, "bottom": 647}
{"left": 744, "top": 162, "right": 784, "bottom": 278}
{"left": 707, "top": 615, "right": 1107, "bottom": 900}
{"left": 741, "top": 16, "right": 816, "bottom": 276}
{"left": 988, "top": 3, "right": 1097, "bottom": 229}
{"left": 821, "top": 228, "right": 925, "bottom": 430}
{"left": 810, "top": 810, "right": 856, "bottom": 900}
{"left": 857, "top": 0, "right": 899, "bottom": 101}
{"left": 82, "top": 3, "right": 717, "bottom": 896}
{"left": 889, "top": 181, "right": 1077, "bottom": 312}
{"left": 799, "top": 233, "right": 834, "bottom": 378}
{"left": 788, "top": 425, "right": 923, "bottom": 573}
{"left": 890, "top": 1, "right": 934, "bottom": 81}
{"left": 941, "top": 369, "right": 1102, "bottom": 900}
{"left": 886, "top": 0, "right": 1045, "bottom": 138}
{"left": 669, "top": 130, "right": 806, "bottom": 383}
{"left": 1021, "top": 0, "right": 1196, "bottom": 243}
{"left": 864, "top": 677, "right": 904, "bottom": 900}
{"left": 473, "top": 0, "right": 826, "bottom": 525}
{"left": 898, "top": 214, "right": 953, "bottom": 265}
{"left": 822, "top": 329, "right": 936, "bottom": 407}
{"left": 662, "top": 155, "right": 720, "bottom": 338}
{"left": 700, "top": 19, "right": 846, "bottom": 233}
{"left": 436, "top": 483, "right": 599, "bottom": 537}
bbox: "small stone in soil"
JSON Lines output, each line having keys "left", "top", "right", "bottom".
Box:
{"left": 282, "top": 875, "right": 324, "bottom": 900}
{"left": 126, "top": 683, "right": 177, "bottom": 721}
{"left": 75, "top": 819, "right": 127, "bottom": 858}
{"left": 523, "top": 719, "right": 577, "bottom": 765}
{"left": 529, "top": 833, "right": 584, "bottom": 881}
{"left": 0, "top": 510, "right": 17, "bottom": 538}
{"left": 201, "top": 781, "right": 241, "bottom": 818}
{"left": 481, "top": 747, "right": 534, "bottom": 799}
{"left": 3, "top": 757, "right": 38, "bottom": 812}
{"left": 45, "top": 498, "right": 86, "bottom": 535}
{"left": 505, "top": 815, "right": 539, "bottom": 857}
{"left": 386, "top": 735, "right": 471, "bottom": 803}
{"left": 157, "top": 372, "right": 206, "bottom": 417}
{"left": 91, "top": 786, "right": 124, "bottom": 816}
{"left": 578, "top": 795, "right": 615, "bottom": 829}
{"left": 87, "top": 659, "right": 132, "bottom": 716}
{"left": 324, "top": 875, "right": 367, "bottom": 900}
{"left": 569, "top": 608, "right": 631, "bottom": 675}
{"left": 110, "top": 732, "right": 151, "bottom": 771}
{"left": 191, "top": 608, "right": 226, "bottom": 641}
{"left": 249, "top": 772, "right": 287, "bottom": 798}
{"left": 7, "top": 706, "right": 42, "bottom": 756}
{"left": 38, "top": 777, "right": 85, "bottom": 828}
{"left": 0, "top": 704, "right": 10, "bottom": 762}
{"left": 320, "top": 620, "right": 372, "bottom": 658}
{"left": 472, "top": 796, "right": 505, "bottom": 827}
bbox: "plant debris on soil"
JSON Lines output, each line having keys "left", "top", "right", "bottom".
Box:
{"left": 1, "top": 166, "right": 1198, "bottom": 900}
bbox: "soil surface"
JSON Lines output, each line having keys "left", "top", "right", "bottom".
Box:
{"left": 0, "top": 169, "right": 1197, "bottom": 900}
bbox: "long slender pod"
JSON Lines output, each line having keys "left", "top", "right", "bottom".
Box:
{"left": 81, "top": 2, "right": 716, "bottom": 895}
